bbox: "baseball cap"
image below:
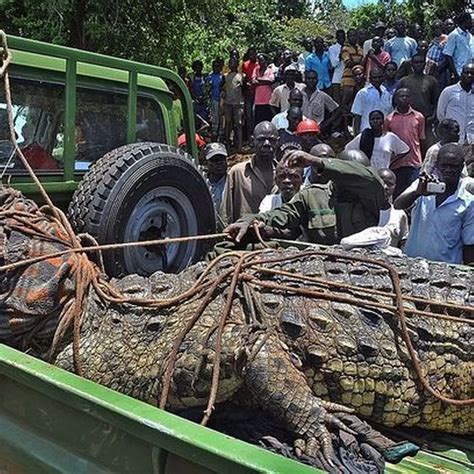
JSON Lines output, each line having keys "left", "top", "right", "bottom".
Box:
{"left": 374, "top": 21, "right": 386, "bottom": 29}
{"left": 204, "top": 142, "right": 228, "bottom": 160}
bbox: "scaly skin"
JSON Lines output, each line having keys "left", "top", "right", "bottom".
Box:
{"left": 55, "top": 249, "right": 473, "bottom": 464}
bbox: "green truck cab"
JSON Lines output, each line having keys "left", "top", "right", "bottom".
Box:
{"left": 0, "top": 35, "right": 215, "bottom": 277}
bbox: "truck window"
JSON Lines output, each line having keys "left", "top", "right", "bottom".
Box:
{"left": 75, "top": 87, "right": 127, "bottom": 171}
{"left": 136, "top": 96, "right": 165, "bottom": 142}
{"left": 75, "top": 89, "right": 165, "bottom": 171}
{"left": 0, "top": 78, "right": 65, "bottom": 173}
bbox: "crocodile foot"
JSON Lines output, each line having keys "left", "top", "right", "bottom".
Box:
{"left": 291, "top": 404, "right": 386, "bottom": 472}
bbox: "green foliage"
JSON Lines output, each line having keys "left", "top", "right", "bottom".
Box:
{"left": 2, "top": 0, "right": 467, "bottom": 72}
{"left": 349, "top": 0, "right": 468, "bottom": 32}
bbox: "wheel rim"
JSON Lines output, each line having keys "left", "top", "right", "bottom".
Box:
{"left": 123, "top": 186, "right": 198, "bottom": 275}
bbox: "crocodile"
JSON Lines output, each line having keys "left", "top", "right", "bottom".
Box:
{"left": 53, "top": 247, "right": 474, "bottom": 469}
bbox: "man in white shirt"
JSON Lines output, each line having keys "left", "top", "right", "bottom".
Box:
{"left": 271, "top": 88, "right": 304, "bottom": 130}
{"left": 443, "top": 12, "right": 473, "bottom": 80}
{"left": 351, "top": 68, "right": 392, "bottom": 134}
{"left": 328, "top": 29, "right": 346, "bottom": 104}
{"left": 377, "top": 168, "right": 409, "bottom": 248}
{"left": 437, "top": 63, "right": 474, "bottom": 145}
{"left": 269, "top": 65, "right": 304, "bottom": 113}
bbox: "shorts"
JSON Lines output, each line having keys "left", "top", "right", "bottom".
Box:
{"left": 224, "top": 103, "right": 244, "bottom": 127}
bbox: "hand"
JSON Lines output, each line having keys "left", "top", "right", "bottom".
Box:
{"left": 286, "top": 150, "right": 324, "bottom": 171}
{"left": 416, "top": 172, "right": 440, "bottom": 196}
{"left": 224, "top": 219, "right": 264, "bottom": 243}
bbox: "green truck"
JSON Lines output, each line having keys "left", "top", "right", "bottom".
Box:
{"left": 0, "top": 36, "right": 472, "bottom": 474}
{"left": 1, "top": 34, "right": 215, "bottom": 278}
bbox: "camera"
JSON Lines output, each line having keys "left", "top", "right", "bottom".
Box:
{"left": 426, "top": 181, "right": 446, "bottom": 194}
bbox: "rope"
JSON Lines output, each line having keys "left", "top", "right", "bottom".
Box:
{"left": 0, "top": 31, "right": 472, "bottom": 417}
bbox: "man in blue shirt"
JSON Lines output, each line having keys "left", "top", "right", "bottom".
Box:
{"left": 394, "top": 143, "right": 474, "bottom": 265}
{"left": 444, "top": 12, "right": 473, "bottom": 81}
{"left": 384, "top": 19, "right": 418, "bottom": 66}
{"left": 206, "top": 59, "right": 224, "bottom": 140}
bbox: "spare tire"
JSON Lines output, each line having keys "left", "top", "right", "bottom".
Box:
{"left": 68, "top": 143, "right": 216, "bottom": 277}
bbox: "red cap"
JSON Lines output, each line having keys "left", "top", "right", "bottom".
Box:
{"left": 295, "top": 119, "right": 320, "bottom": 135}
{"left": 177, "top": 133, "right": 206, "bottom": 149}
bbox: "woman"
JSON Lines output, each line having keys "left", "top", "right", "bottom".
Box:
{"left": 304, "top": 37, "right": 332, "bottom": 91}
{"left": 345, "top": 110, "right": 409, "bottom": 170}
{"left": 251, "top": 53, "right": 275, "bottom": 124}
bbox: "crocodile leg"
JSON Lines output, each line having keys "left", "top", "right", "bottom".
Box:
{"left": 243, "top": 334, "right": 388, "bottom": 471}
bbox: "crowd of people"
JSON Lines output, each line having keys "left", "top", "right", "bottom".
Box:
{"left": 180, "top": 13, "right": 473, "bottom": 266}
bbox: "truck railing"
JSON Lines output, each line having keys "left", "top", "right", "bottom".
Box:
{"left": 6, "top": 34, "right": 198, "bottom": 180}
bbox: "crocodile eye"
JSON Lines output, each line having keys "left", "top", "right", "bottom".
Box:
{"left": 146, "top": 317, "right": 163, "bottom": 333}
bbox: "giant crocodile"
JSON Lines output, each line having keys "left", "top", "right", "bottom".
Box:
{"left": 0, "top": 188, "right": 472, "bottom": 470}
{"left": 53, "top": 247, "right": 474, "bottom": 469}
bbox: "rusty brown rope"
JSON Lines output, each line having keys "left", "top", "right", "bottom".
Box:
{"left": 0, "top": 31, "right": 472, "bottom": 416}
{"left": 242, "top": 251, "right": 473, "bottom": 407}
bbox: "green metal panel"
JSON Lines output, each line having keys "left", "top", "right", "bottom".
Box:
{"left": 10, "top": 49, "right": 66, "bottom": 72}
{"left": 0, "top": 344, "right": 318, "bottom": 474}
{"left": 127, "top": 70, "right": 138, "bottom": 142}
{"left": 64, "top": 58, "right": 77, "bottom": 182}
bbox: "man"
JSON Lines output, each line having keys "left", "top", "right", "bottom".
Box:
{"left": 189, "top": 59, "right": 208, "bottom": 121}
{"left": 363, "top": 21, "right": 386, "bottom": 56}
{"left": 295, "top": 118, "right": 321, "bottom": 153}
{"left": 341, "top": 29, "right": 364, "bottom": 90}
{"left": 328, "top": 30, "right": 346, "bottom": 104}
{"left": 242, "top": 47, "right": 258, "bottom": 139}
{"left": 259, "top": 157, "right": 304, "bottom": 212}
{"left": 422, "top": 119, "right": 460, "bottom": 178}
{"left": 301, "top": 70, "right": 339, "bottom": 132}
{"left": 270, "top": 65, "right": 303, "bottom": 114}
{"left": 357, "top": 28, "right": 370, "bottom": 51}
{"left": 383, "top": 61, "right": 400, "bottom": 97}
{"left": 224, "top": 149, "right": 384, "bottom": 245}
{"left": 304, "top": 37, "right": 332, "bottom": 92}
{"left": 351, "top": 68, "right": 392, "bottom": 135}
{"left": 252, "top": 54, "right": 275, "bottom": 125}
{"left": 298, "top": 38, "right": 313, "bottom": 75}
{"left": 363, "top": 36, "right": 391, "bottom": 81}
{"left": 384, "top": 19, "right": 418, "bottom": 66}
{"left": 385, "top": 87, "right": 425, "bottom": 196}
{"left": 206, "top": 59, "right": 224, "bottom": 141}
{"left": 204, "top": 143, "right": 228, "bottom": 219}
{"left": 303, "top": 143, "right": 336, "bottom": 185}
{"left": 409, "top": 23, "right": 423, "bottom": 43}
{"left": 437, "top": 63, "right": 474, "bottom": 145}
{"left": 394, "top": 143, "right": 473, "bottom": 265}
{"left": 278, "top": 107, "right": 304, "bottom": 155}
{"left": 399, "top": 54, "right": 439, "bottom": 147}
{"left": 222, "top": 57, "right": 245, "bottom": 152}
{"left": 443, "top": 18, "right": 456, "bottom": 35}
{"left": 271, "top": 88, "right": 304, "bottom": 130}
{"left": 425, "top": 19, "right": 448, "bottom": 76}
{"left": 443, "top": 12, "right": 473, "bottom": 80}
{"left": 376, "top": 168, "right": 409, "bottom": 248}
{"left": 221, "top": 122, "right": 278, "bottom": 224}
